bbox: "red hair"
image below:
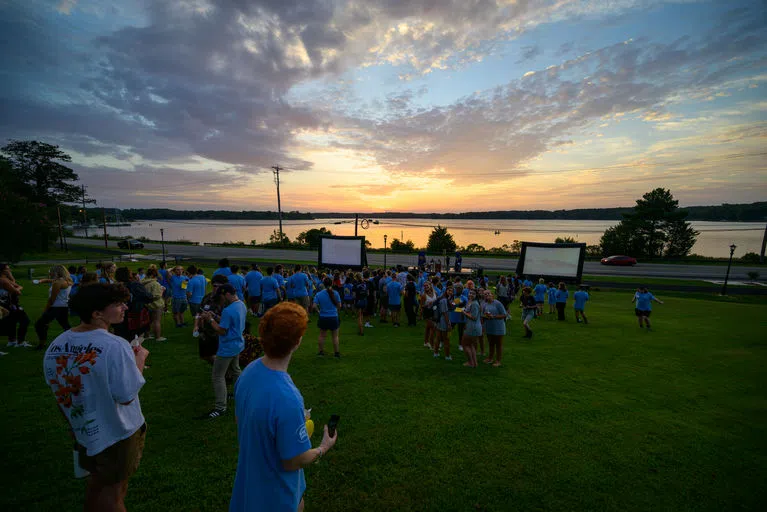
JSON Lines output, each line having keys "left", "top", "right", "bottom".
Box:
{"left": 259, "top": 302, "right": 309, "bottom": 358}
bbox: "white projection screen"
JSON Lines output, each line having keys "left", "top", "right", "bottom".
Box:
{"left": 517, "top": 242, "right": 586, "bottom": 282}
{"left": 319, "top": 236, "right": 367, "bottom": 269}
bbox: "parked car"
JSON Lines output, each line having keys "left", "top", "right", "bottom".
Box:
{"left": 600, "top": 255, "right": 637, "bottom": 266}
{"left": 117, "top": 239, "right": 144, "bottom": 250}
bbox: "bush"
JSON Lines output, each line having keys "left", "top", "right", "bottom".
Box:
{"left": 740, "top": 252, "right": 761, "bottom": 264}
{"left": 746, "top": 271, "right": 759, "bottom": 281}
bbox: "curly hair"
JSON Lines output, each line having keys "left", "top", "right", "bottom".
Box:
{"left": 69, "top": 283, "right": 130, "bottom": 323}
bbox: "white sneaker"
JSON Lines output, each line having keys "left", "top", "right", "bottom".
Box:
{"left": 424, "top": 343, "right": 431, "bottom": 348}
{"left": 445, "top": 356, "right": 452, "bottom": 361}
{"left": 192, "top": 330, "right": 200, "bottom": 338}
{"left": 433, "top": 353, "right": 440, "bottom": 358}
{"left": 7, "top": 342, "right": 18, "bottom": 348}
{"left": 364, "top": 322, "right": 373, "bottom": 328}
{"left": 156, "top": 337, "right": 168, "bottom": 342}
{"left": 0, "top": 351, "right": 8, "bottom": 356}
{"left": 19, "top": 342, "right": 33, "bottom": 348}
{"left": 459, "top": 345, "right": 464, "bottom": 352}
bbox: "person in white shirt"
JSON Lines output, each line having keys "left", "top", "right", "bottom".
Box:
{"left": 43, "top": 283, "right": 149, "bottom": 512}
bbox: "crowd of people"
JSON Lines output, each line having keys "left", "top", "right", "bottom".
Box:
{"left": 0, "top": 257, "right": 666, "bottom": 511}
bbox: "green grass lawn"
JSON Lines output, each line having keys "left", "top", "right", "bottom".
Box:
{"left": 2, "top": 269, "right": 766, "bottom": 511}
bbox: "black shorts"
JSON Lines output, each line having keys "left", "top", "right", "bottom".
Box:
{"left": 355, "top": 300, "right": 368, "bottom": 310}
{"left": 248, "top": 295, "right": 262, "bottom": 305}
{"left": 389, "top": 304, "right": 401, "bottom": 312}
{"left": 198, "top": 334, "right": 219, "bottom": 359}
{"left": 380, "top": 300, "right": 389, "bottom": 309}
{"left": 422, "top": 307, "right": 433, "bottom": 320}
{"left": 635, "top": 309, "right": 651, "bottom": 317}
{"left": 318, "top": 316, "right": 340, "bottom": 331}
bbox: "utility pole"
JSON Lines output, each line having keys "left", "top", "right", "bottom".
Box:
{"left": 81, "top": 184, "right": 89, "bottom": 237}
{"left": 355, "top": 213, "right": 359, "bottom": 236}
{"left": 760, "top": 223, "right": 766, "bottom": 264}
{"left": 160, "top": 228, "right": 166, "bottom": 262}
{"left": 56, "top": 205, "right": 65, "bottom": 250}
{"left": 271, "top": 165, "right": 284, "bottom": 243}
{"left": 102, "top": 208, "right": 108, "bottom": 249}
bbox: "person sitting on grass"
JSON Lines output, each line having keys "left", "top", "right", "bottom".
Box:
{"left": 229, "top": 302, "right": 337, "bottom": 512}
{"left": 573, "top": 286, "right": 590, "bottom": 324}
{"left": 44, "top": 283, "right": 149, "bottom": 512}
{"left": 461, "top": 289, "right": 481, "bottom": 368}
{"left": 632, "top": 286, "right": 663, "bottom": 330}
{"left": 199, "top": 283, "right": 246, "bottom": 419}
{"left": 520, "top": 287, "right": 537, "bottom": 338}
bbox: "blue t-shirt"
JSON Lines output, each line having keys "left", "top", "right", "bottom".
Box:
{"left": 213, "top": 267, "right": 232, "bottom": 277}
{"left": 573, "top": 291, "right": 589, "bottom": 310}
{"left": 387, "top": 281, "right": 402, "bottom": 305}
{"left": 230, "top": 359, "right": 311, "bottom": 512}
{"left": 218, "top": 300, "right": 246, "bottom": 357}
{"left": 288, "top": 273, "right": 310, "bottom": 298}
{"left": 523, "top": 279, "right": 532, "bottom": 288}
{"left": 314, "top": 289, "right": 341, "bottom": 317}
{"left": 416, "top": 276, "right": 426, "bottom": 293}
{"left": 228, "top": 273, "right": 246, "bottom": 301}
{"left": 275, "top": 273, "right": 286, "bottom": 291}
{"left": 635, "top": 292, "right": 655, "bottom": 311}
{"left": 533, "top": 284, "right": 547, "bottom": 302}
{"left": 556, "top": 289, "right": 569, "bottom": 303}
{"left": 169, "top": 274, "right": 188, "bottom": 299}
{"left": 484, "top": 300, "right": 507, "bottom": 336}
{"left": 261, "top": 276, "right": 279, "bottom": 301}
{"left": 245, "top": 271, "right": 263, "bottom": 296}
{"left": 547, "top": 287, "right": 557, "bottom": 304}
{"left": 449, "top": 295, "right": 467, "bottom": 324}
{"left": 187, "top": 275, "right": 207, "bottom": 304}
{"left": 158, "top": 268, "right": 169, "bottom": 286}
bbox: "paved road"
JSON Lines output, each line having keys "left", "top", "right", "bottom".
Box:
{"left": 66, "top": 238, "right": 764, "bottom": 280}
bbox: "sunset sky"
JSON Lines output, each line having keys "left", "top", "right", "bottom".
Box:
{"left": 1, "top": 0, "right": 765, "bottom": 212}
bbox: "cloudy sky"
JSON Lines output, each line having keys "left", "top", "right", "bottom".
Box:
{"left": 1, "top": 0, "right": 765, "bottom": 212}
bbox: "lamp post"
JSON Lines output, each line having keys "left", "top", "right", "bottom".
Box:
{"left": 721, "top": 244, "right": 737, "bottom": 295}
{"left": 383, "top": 234, "right": 388, "bottom": 269}
{"left": 160, "top": 228, "right": 167, "bottom": 263}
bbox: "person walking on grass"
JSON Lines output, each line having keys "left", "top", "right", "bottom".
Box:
{"left": 403, "top": 273, "right": 418, "bottom": 327}
{"left": 34, "top": 265, "right": 73, "bottom": 350}
{"left": 386, "top": 274, "right": 403, "bottom": 327}
{"left": 573, "top": 286, "right": 590, "bottom": 324}
{"left": 227, "top": 265, "right": 246, "bottom": 301}
{"left": 520, "top": 287, "right": 537, "bottom": 338}
{"left": 547, "top": 282, "right": 557, "bottom": 315}
{"left": 288, "top": 265, "right": 312, "bottom": 313}
{"left": 187, "top": 267, "right": 207, "bottom": 318}
{"left": 313, "top": 277, "right": 342, "bottom": 358}
{"left": 168, "top": 266, "right": 189, "bottom": 328}
{"left": 461, "top": 290, "right": 481, "bottom": 368}
{"left": 533, "top": 278, "right": 547, "bottom": 317}
{"left": 555, "top": 282, "right": 569, "bottom": 321}
{"left": 482, "top": 290, "right": 507, "bottom": 367}
{"left": 433, "top": 286, "right": 452, "bottom": 360}
{"left": 449, "top": 284, "right": 467, "bottom": 352}
{"left": 141, "top": 266, "right": 167, "bottom": 342}
{"left": 420, "top": 281, "right": 438, "bottom": 349}
{"left": 200, "top": 284, "right": 246, "bottom": 419}
{"left": 44, "top": 283, "right": 149, "bottom": 512}
{"left": 229, "top": 302, "right": 337, "bottom": 512}
{"left": 260, "top": 268, "right": 280, "bottom": 316}
{"left": 353, "top": 273, "right": 369, "bottom": 336}
{"left": 244, "top": 263, "right": 263, "bottom": 316}
{"left": 632, "top": 286, "right": 663, "bottom": 330}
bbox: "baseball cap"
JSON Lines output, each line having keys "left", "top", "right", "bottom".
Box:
{"left": 215, "top": 283, "right": 237, "bottom": 296}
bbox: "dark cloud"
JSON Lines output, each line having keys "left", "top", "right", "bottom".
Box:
{"left": 517, "top": 45, "right": 542, "bottom": 63}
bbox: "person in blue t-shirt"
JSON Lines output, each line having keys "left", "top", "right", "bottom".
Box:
{"left": 168, "top": 266, "right": 189, "bottom": 327}
{"left": 533, "top": 278, "right": 548, "bottom": 316}
{"left": 631, "top": 286, "right": 663, "bottom": 330}
{"left": 199, "top": 283, "right": 245, "bottom": 418}
{"left": 386, "top": 278, "right": 403, "bottom": 327}
{"left": 227, "top": 264, "right": 246, "bottom": 301}
{"left": 313, "top": 277, "right": 342, "bottom": 358}
{"left": 555, "top": 282, "right": 569, "bottom": 321}
{"left": 342, "top": 279, "right": 354, "bottom": 313}
{"left": 522, "top": 276, "right": 533, "bottom": 288}
{"left": 230, "top": 302, "right": 337, "bottom": 512}
{"left": 212, "top": 258, "right": 232, "bottom": 278}
{"left": 274, "top": 265, "right": 286, "bottom": 301}
{"left": 260, "top": 268, "right": 280, "bottom": 316}
{"left": 244, "top": 264, "right": 263, "bottom": 315}
{"left": 353, "top": 273, "right": 369, "bottom": 336}
{"left": 288, "top": 265, "right": 312, "bottom": 313}
{"left": 547, "top": 282, "right": 557, "bottom": 315}
{"left": 573, "top": 286, "right": 590, "bottom": 324}
{"left": 187, "top": 268, "right": 207, "bottom": 316}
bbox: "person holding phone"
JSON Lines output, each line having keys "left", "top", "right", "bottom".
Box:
{"left": 230, "top": 302, "right": 337, "bottom": 512}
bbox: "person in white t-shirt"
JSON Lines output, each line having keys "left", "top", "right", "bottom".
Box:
{"left": 43, "top": 283, "right": 149, "bottom": 512}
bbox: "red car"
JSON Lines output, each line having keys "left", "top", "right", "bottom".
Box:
{"left": 600, "top": 255, "right": 637, "bottom": 266}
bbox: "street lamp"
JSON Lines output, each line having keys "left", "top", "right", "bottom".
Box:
{"left": 721, "top": 244, "right": 737, "bottom": 295}
{"left": 160, "top": 228, "right": 167, "bottom": 263}
{"left": 383, "top": 234, "right": 388, "bottom": 269}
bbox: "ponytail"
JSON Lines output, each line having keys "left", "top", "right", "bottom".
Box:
{"left": 323, "top": 277, "right": 339, "bottom": 307}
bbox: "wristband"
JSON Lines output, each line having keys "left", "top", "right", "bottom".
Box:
{"left": 316, "top": 446, "right": 324, "bottom": 461}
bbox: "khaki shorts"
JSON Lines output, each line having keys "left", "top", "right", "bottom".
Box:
{"left": 77, "top": 423, "right": 147, "bottom": 485}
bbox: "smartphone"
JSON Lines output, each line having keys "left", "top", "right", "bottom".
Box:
{"left": 327, "top": 414, "right": 340, "bottom": 437}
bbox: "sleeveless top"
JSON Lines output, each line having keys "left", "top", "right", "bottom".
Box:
{"left": 50, "top": 282, "right": 71, "bottom": 307}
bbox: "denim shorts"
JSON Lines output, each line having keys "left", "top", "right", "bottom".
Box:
{"left": 172, "top": 298, "right": 188, "bottom": 313}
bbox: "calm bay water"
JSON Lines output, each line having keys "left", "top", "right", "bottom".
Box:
{"left": 74, "top": 218, "right": 765, "bottom": 258}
